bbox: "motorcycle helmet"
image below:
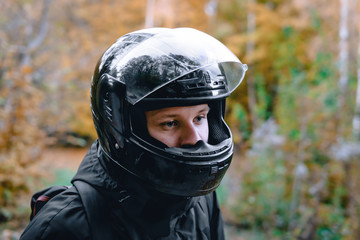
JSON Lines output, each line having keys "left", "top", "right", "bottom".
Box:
{"left": 90, "top": 27, "right": 247, "bottom": 197}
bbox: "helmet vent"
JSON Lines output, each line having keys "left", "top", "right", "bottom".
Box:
{"left": 179, "top": 76, "right": 226, "bottom": 91}
{"left": 105, "top": 105, "right": 113, "bottom": 121}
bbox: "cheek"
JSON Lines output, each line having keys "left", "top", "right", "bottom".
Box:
{"left": 198, "top": 121, "right": 209, "bottom": 142}
{"left": 147, "top": 127, "right": 178, "bottom": 147}
{"left": 157, "top": 134, "right": 176, "bottom": 147}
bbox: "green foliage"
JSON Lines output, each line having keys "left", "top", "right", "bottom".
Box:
{"left": 234, "top": 103, "right": 251, "bottom": 140}
{"left": 276, "top": 68, "right": 307, "bottom": 139}
{"left": 223, "top": 130, "right": 290, "bottom": 236}
{"left": 217, "top": 0, "right": 360, "bottom": 238}
{"left": 216, "top": 182, "right": 228, "bottom": 207}
{"left": 254, "top": 74, "right": 272, "bottom": 121}
{"left": 51, "top": 169, "right": 76, "bottom": 186}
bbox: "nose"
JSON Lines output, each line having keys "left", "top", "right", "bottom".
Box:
{"left": 179, "top": 123, "right": 202, "bottom": 148}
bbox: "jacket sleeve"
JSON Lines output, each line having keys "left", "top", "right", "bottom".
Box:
{"left": 20, "top": 188, "right": 91, "bottom": 240}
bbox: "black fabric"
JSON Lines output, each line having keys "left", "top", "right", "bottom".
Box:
{"left": 30, "top": 185, "right": 72, "bottom": 220}
{"left": 20, "top": 140, "right": 225, "bottom": 240}
{"left": 207, "top": 101, "right": 229, "bottom": 145}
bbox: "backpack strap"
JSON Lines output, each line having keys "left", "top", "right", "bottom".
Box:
{"left": 73, "top": 180, "right": 113, "bottom": 240}
{"left": 30, "top": 185, "right": 71, "bottom": 220}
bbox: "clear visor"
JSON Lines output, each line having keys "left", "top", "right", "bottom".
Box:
{"left": 110, "top": 28, "right": 247, "bottom": 105}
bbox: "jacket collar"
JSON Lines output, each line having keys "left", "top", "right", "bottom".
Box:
{"left": 72, "top": 140, "right": 201, "bottom": 238}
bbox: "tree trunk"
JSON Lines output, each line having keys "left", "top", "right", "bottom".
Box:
{"left": 145, "top": 0, "right": 155, "bottom": 28}
{"left": 350, "top": 2, "right": 360, "bottom": 239}
{"left": 288, "top": 113, "right": 308, "bottom": 233}
{"left": 246, "top": 0, "right": 258, "bottom": 132}
{"left": 338, "top": 0, "right": 349, "bottom": 132}
{"left": 205, "top": 0, "right": 218, "bottom": 33}
{"left": 353, "top": 12, "right": 360, "bottom": 140}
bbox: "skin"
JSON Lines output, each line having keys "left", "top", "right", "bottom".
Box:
{"left": 145, "top": 104, "right": 210, "bottom": 148}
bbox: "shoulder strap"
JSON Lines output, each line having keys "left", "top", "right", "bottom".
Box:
{"left": 30, "top": 185, "right": 71, "bottom": 220}
{"left": 73, "top": 181, "right": 113, "bottom": 240}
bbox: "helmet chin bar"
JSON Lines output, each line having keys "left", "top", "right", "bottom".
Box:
{"left": 109, "top": 127, "right": 234, "bottom": 197}
{"left": 99, "top": 134, "right": 233, "bottom": 196}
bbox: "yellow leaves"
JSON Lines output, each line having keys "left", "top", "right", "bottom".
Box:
{"left": 69, "top": 100, "right": 97, "bottom": 140}
{"left": 248, "top": 44, "right": 269, "bottom": 63}
{"left": 224, "top": 33, "right": 246, "bottom": 57}
{"left": 250, "top": 1, "right": 311, "bottom": 31}
{"left": 0, "top": 147, "right": 44, "bottom": 208}
{"left": 249, "top": 3, "right": 282, "bottom": 28}
{"left": 21, "top": 65, "right": 34, "bottom": 74}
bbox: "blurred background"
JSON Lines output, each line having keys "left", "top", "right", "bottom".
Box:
{"left": 1, "top": 0, "right": 360, "bottom": 239}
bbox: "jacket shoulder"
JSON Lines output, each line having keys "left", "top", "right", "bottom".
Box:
{"left": 20, "top": 187, "right": 91, "bottom": 240}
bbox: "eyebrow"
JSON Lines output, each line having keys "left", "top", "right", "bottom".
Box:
{"left": 155, "top": 105, "right": 210, "bottom": 119}
{"left": 198, "top": 105, "right": 210, "bottom": 113}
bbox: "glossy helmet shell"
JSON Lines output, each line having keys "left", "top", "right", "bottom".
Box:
{"left": 90, "top": 28, "right": 247, "bottom": 196}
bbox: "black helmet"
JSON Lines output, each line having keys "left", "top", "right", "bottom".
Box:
{"left": 90, "top": 27, "right": 247, "bottom": 197}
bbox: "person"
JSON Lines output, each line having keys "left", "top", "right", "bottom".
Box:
{"left": 20, "top": 27, "right": 247, "bottom": 240}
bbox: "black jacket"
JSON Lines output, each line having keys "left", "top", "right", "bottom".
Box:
{"left": 20, "top": 141, "right": 225, "bottom": 240}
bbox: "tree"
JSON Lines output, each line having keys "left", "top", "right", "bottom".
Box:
{"left": 0, "top": 0, "right": 53, "bottom": 222}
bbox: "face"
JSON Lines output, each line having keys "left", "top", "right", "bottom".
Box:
{"left": 145, "top": 104, "right": 210, "bottom": 148}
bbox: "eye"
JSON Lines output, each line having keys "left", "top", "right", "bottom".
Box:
{"left": 161, "top": 120, "right": 178, "bottom": 128}
{"left": 194, "top": 115, "right": 206, "bottom": 123}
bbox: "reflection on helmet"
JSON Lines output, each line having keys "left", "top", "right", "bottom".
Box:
{"left": 90, "top": 27, "right": 247, "bottom": 197}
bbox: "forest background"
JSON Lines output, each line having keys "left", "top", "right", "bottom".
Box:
{"left": 1, "top": 0, "right": 360, "bottom": 239}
